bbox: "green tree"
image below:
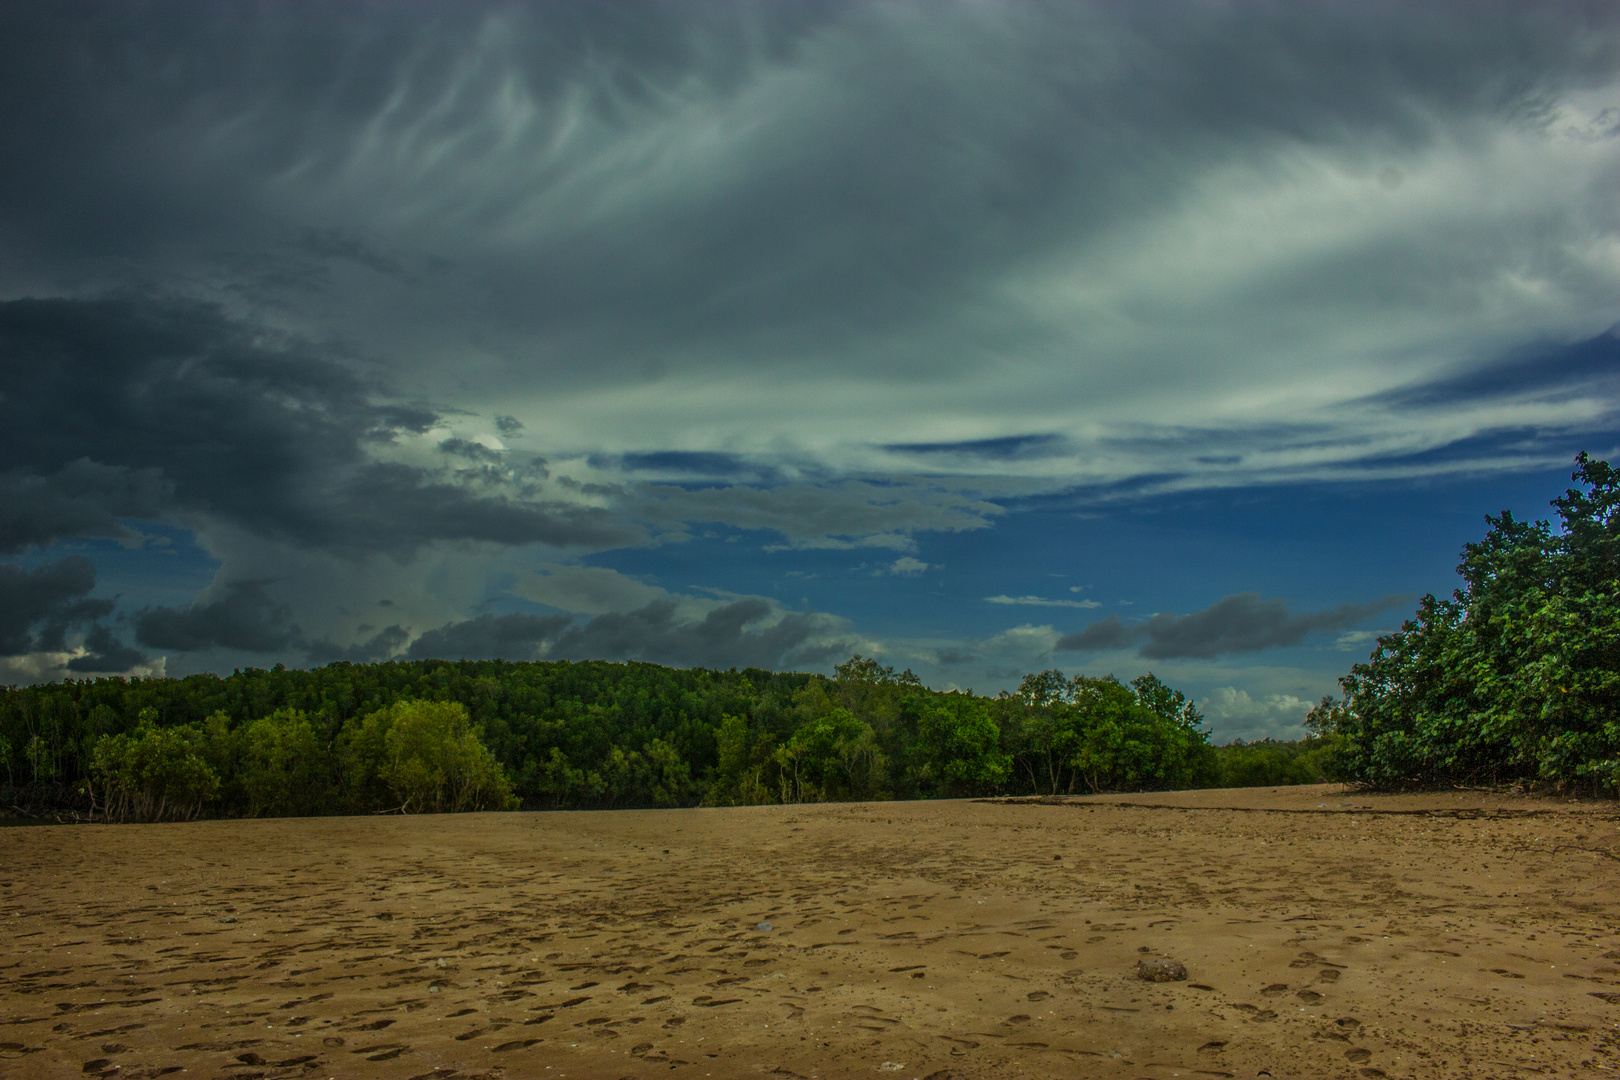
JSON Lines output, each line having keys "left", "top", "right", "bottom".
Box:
{"left": 916, "top": 695, "right": 1009, "bottom": 796}
{"left": 90, "top": 722, "right": 220, "bottom": 822}
{"left": 1004, "top": 671, "right": 1085, "bottom": 794}
{"left": 24, "top": 728, "right": 62, "bottom": 784}
{"left": 1130, "top": 672, "right": 1206, "bottom": 731}
{"left": 708, "top": 714, "right": 779, "bottom": 806}
{"left": 1070, "top": 677, "right": 1215, "bottom": 793}
{"left": 237, "top": 709, "right": 333, "bottom": 817}
{"left": 775, "top": 708, "right": 887, "bottom": 802}
{"left": 1339, "top": 454, "right": 1620, "bottom": 791}
{"left": 347, "top": 700, "right": 518, "bottom": 813}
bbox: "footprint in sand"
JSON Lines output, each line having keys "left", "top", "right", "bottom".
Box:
{"left": 1318, "top": 969, "right": 1341, "bottom": 983}
{"left": 1260, "top": 984, "right": 1289, "bottom": 997}
{"left": 356, "top": 1044, "right": 408, "bottom": 1061}
{"left": 493, "top": 1038, "right": 542, "bottom": 1052}
{"left": 1346, "top": 1047, "right": 1372, "bottom": 1063}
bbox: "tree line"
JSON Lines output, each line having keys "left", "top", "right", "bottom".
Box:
{"left": 17, "top": 453, "right": 1607, "bottom": 816}
{"left": 0, "top": 652, "right": 1338, "bottom": 821}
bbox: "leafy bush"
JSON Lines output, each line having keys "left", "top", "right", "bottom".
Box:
{"left": 1213, "top": 736, "right": 1343, "bottom": 787}
{"left": 1335, "top": 454, "right": 1620, "bottom": 792}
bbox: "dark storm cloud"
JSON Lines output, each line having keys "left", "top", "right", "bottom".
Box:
{"left": 337, "top": 463, "right": 633, "bottom": 552}
{"left": 0, "top": 461, "right": 172, "bottom": 555}
{"left": 1058, "top": 592, "right": 1412, "bottom": 659}
{"left": 406, "top": 599, "right": 847, "bottom": 670}
{"left": 133, "top": 581, "right": 301, "bottom": 654}
{"left": 546, "top": 599, "right": 846, "bottom": 671}
{"left": 0, "top": 2, "right": 851, "bottom": 298}
{"left": 438, "top": 438, "right": 504, "bottom": 464}
{"left": 135, "top": 582, "right": 416, "bottom": 662}
{"left": 0, "top": 556, "right": 114, "bottom": 656}
{"left": 305, "top": 625, "right": 412, "bottom": 666}
{"left": 405, "top": 613, "right": 574, "bottom": 662}
{"left": 65, "top": 625, "right": 149, "bottom": 674}
{"left": 0, "top": 297, "right": 642, "bottom": 556}
{"left": 469, "top": 1, "right": 1616, "bottom": 376}
{"left": 2, "top": 2, "right": 1613, "bottom": 387}
{"left": 0, "top": 2, "right": 1616, "bottom": 689}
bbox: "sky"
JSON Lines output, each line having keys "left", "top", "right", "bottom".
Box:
{"left": 3, "top": 1, "right": 1620, "bottom": 741}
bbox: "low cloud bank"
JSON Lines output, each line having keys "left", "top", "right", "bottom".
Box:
{"left": 1058, "top": 592, "right": 1411, "bottom": 659}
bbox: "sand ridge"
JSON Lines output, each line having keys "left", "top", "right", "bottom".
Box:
{"left": 2, "top": 785, "right": 1619, "bottom": 1079}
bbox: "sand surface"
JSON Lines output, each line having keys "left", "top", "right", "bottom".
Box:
{"left": 3, "top": 785, "right": 1620, "bottom": 1080}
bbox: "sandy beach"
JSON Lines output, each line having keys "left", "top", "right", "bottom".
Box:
{"left": 3, "top": 785, "right": 1618, "bottom": 1080}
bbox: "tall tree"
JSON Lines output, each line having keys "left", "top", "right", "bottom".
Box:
{"left": 1338, "top": 454, "right": 1620, "bottom": 791}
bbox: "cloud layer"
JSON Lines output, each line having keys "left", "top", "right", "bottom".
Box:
{"left": 3, "top": 3, "right": 1617, "bottom": 480}
{"left": 0, "top": 3, "right": 1616, "bottom": 713}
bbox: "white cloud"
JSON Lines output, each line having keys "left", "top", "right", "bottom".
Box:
{"left": 512, "top": 563, "right": 693, "bottom": 617}
{"left": 0, "top": 650, "right": 166, "bottom": 686}
{"left": 1205, "top": 686, "right": 1313, "bottom": 741}
{"left": 980, "top": 623, "right": 1065, "bottom": 657}
{"left": 985, "top": 594, "right": 1102, "bottom": 609}
{"left": 1334, "top": 629, "right": 1390, "bottom": 651}
{"left": 885, "top": 556, "right": 930, "bottom": 576}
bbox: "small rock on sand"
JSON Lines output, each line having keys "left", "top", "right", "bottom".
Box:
{"left": 1137, "top": 958, "right": 1187, "bottom": 982}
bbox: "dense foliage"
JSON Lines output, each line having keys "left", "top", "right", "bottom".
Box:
{"left": 1331, "top": 453, "right": 1620, "bottom": 792}
{"left": 0, "top": 653, "right": 1315, "bottom": 819}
